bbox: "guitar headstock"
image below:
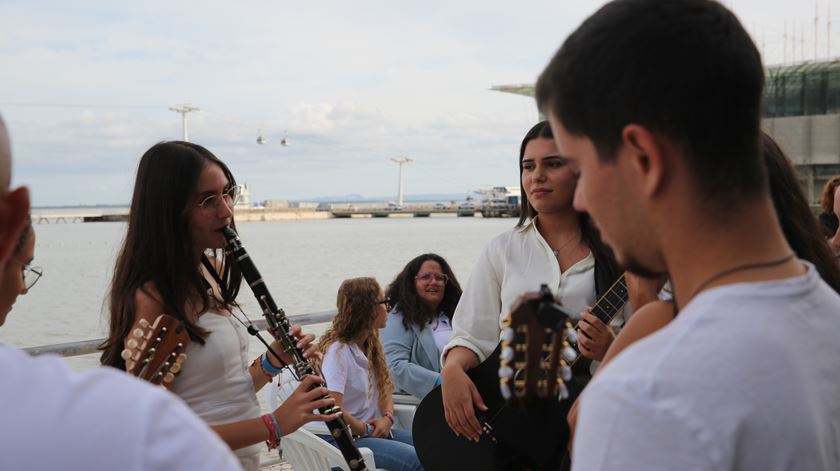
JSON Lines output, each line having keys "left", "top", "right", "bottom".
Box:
{"left": 121, "top": 314, "right": 189, "bottom": 389}
{"left": 498, "top": 284, "right": 577, "bottom": 403}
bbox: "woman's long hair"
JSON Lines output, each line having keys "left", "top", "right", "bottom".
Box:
{"left": 99, "top": 141, "right": 242, "bottom": 369}
{"left": 762, "top": 133, "right": 840, "bottom": 293}
{"left": 318, "top": 277, "right": 393, "bottom": 401}
{"left": 515, "top": 121, "right": 622, "bottom": 293}
{"left": 386, "top": 253, "right": 462, "bottom": 330}
{"left": 819, "top": 175, "right": 840, "bottom": 214}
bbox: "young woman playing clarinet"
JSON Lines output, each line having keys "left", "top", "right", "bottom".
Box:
{"left": 100, "top": 141, "right": 336, "bottom": 470}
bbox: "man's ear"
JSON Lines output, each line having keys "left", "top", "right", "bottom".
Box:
{"left": 620, "top": 125, "right": 667, "bottom": 197}
{"left": 0, "top": 186, "right": 30, "bottom": 267}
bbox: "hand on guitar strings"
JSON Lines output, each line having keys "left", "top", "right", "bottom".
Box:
{"left": 273, "top": 374, "right": 339, "bottom": 435}
{"left": 441, "top": 356, "right": 488, "bottom": 443}
{"left": 577, "top": 309, "right": 614, "bottom": 361}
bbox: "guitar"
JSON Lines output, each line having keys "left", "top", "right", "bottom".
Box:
{"left": 121, "top": 314, "right": 189, "bottom": 389}
{"left": 568, "top": 274, "right": 628, "bottom": 375}
{"left": 413, "top": 276, "right": 630, "bottom": 471}
{"left": 414, "top": 285, "right": 576, "bottom": 471}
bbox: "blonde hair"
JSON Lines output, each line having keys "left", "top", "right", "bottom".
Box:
{"left": 318, "top": 277, "right": 393, "bottom": 402}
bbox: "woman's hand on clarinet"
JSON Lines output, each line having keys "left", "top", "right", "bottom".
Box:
{"left": 273, "top": 375, "right": 338, "bottom": 435}
{"left": 269, "top": 325, "right": 320, "bottom": 366}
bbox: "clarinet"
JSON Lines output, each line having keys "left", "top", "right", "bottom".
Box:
{"left": 222, "top": 227, "right": 369, "bottom": 471}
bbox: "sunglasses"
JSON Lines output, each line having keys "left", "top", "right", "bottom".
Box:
{"left": 377, "top": 296, "right": 392, "bottom": 310}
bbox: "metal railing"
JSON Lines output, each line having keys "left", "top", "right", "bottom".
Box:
{"left": 23, "top": 309, "right": 338, "bottom": 357}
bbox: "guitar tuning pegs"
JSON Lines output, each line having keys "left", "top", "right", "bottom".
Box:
{"left": 558, "top": 382, "right": 570, "bottom": 400}
{"left": 498, "top": 365, "right": 513, "bottom": 380}
{"left": 126, "top": 338, "right": 138, "bottom": 349}
{"left": 138, "top": 318, "right": 150, "bottom": 328}
{"left": 163, "top": 372, "right": 175, "bottom": 383}
{"left": 562, "top": 345, "right": 577, "bottom": 362}
{"left": 132, "top": 328, "right": 144, "bottom": 339}
{"left": 176, "top": 353, "right": 187, "bottom": 363}
{"left": 170, "top": 362, "right": 181, "bottom": 374}
{"left": 500, "top": 346, "right": 514, "bottom": 362}
{"left": 501, "top": 327, "right": 514, "bottom": 343}
{"left": 565, "top": 328, "right": 578, "bottom": 344}
{"left": 499, "top": 380, "right": 511, "bottom": 400}
{"left": 561, "top": 365, "right": 572, "bottom": 382}
{"left": 120, "top": 349, "right": 132, "bottom": 361}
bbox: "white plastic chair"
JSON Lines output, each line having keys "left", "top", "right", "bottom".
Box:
{"left": 267, "top": 370, "right": 387, "bottom": 471}
{"left": 281, "top": 427, "right": 378, "bottom": 471}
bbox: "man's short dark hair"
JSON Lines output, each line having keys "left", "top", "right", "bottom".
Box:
{"left": 536, "top": 0, "right": 767, "bottom": 205}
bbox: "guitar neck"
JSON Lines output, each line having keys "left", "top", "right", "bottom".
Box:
{"left": 589, "top": 274, "right": 628, "bottom": 325}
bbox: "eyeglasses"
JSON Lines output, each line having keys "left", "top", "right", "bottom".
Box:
{"left": 377, "top": 296, "right": 392, "bottom": 310}
{"left": 415, "top": 273, "right": 449, "bottom": 284}
{"left": 198, "top": 185, "right": 242, "bottom": 212}
{"left": 16, "top": 260, "right": 42, "bottom": 290}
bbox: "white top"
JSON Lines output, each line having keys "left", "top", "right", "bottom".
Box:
{"left": 444, "top": 219, "right": 631, "bottom": 364}
{"left": 0, "top": 345, "right": 241, "bottom": 471}
{"left": 430, "top": 314, "right": 453, "bottom": 354}
{"left": 170, "top": 312, "right": 262, "bottom": 471}
{"left": 573, "top": 262, "right": 840, "bottom": 471}
{"left": 322, "top": 341, "right": 380, "bottom": 422}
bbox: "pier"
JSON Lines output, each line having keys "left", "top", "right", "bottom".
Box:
{"left": 330, "top": 206, "right": 478, "bottom": 218}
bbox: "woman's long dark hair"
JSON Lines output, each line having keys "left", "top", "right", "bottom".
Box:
{"left": 762, "top": 132, "right": 840, "bottom": 293}
{"left": 99, "top": 141, "right": 242, "bottom": 369}
{"left": 515, "top": 121, "right": 622, "bottom": 295}
{"left": 386, "top": 253, "right": 462, "bottom": 330}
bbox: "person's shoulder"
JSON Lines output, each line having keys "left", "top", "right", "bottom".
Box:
{"left": 382, "top": 309, "right": 410, "bottom": 335}
{"left": 325, "top": 340, "right": 351, "bottom": 359}
{"left": 135, "top": 282, "right": 165, "bottom": 316}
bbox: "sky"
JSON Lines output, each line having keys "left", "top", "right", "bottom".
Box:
{"left": 0, "top": 0, "right": 832, "bottom": 206}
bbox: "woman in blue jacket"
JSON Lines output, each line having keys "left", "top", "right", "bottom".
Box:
{"left": 381, "top": 253, "right": 462, "bottom": 398}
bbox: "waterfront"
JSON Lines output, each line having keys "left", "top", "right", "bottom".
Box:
{"left": 0, "top": 215, "right": 515, "bottom": 370}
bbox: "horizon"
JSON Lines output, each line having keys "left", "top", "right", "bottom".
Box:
{"left": 2, "top": 0, "right": 818, "bottom": 207}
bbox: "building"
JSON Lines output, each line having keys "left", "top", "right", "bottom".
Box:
{"left": 493, "top": 59, "right": 840, "bottom": 204}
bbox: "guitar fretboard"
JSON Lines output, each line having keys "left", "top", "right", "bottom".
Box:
{"left": 589, "top": 274, "right": 628, "bottom": 325}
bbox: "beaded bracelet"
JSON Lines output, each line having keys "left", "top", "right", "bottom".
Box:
{"left": 261, "top": 414, "right": 277, "bottom": 450}
{"left": 261, "top": 353, "right": 284, "bottom": 376}
{"left": 267, "top": 413, "right": 283, "bottom": 458}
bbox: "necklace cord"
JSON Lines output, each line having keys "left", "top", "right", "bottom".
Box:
{"left": 676, "top": 253, "right": 796, "bottom": 312}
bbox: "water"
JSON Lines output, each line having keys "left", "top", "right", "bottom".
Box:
{"left": 0, "top": 215, "right": 515, "bottom": 369}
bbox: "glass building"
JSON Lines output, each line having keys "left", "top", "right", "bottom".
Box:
{"left": 494, "top": 59, "right": 840, "bottom": 204}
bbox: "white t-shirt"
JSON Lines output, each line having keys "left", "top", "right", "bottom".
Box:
{"left": 0, "top": 345, "right": 241, "bottom": 471}
{"left": 321, "top": 341, "right": 380, "bottom": 422}
{"left": 573, "top": 263, "right": 840, "bottom": 471}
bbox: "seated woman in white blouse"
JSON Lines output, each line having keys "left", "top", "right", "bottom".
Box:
{"left": 318, "top": 277, "right": 423, "bottom": 471}
{"left": 381, "top": 253, "right": 463, "bottom": 399}
{"left": 439, "top": 121, "right": 628, "bottom": 445}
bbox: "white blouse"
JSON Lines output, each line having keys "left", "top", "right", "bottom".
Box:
{"left": 443, "top": 219, "right": 631, "bottom": 364}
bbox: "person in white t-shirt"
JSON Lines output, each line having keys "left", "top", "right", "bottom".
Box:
{"left": 319, "top": 277, "right": 423, "bottom": 471}
{"left": 0, "top": 115, "right": 241, "bottom": 470}
{"left": 535, "top": 1, "right": 840, "bottom": 469}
